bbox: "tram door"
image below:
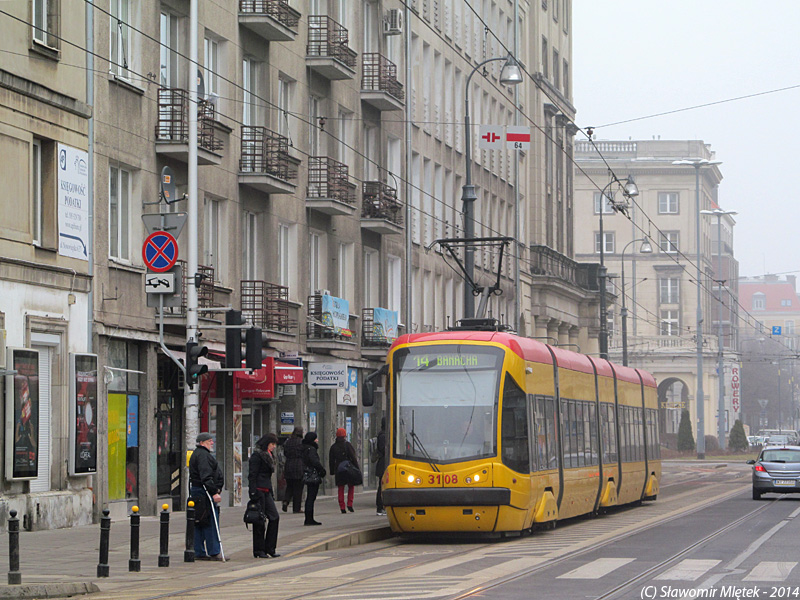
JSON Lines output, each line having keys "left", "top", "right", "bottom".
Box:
{"left": 242, "top": 404, "right": 263, "bottom": 493}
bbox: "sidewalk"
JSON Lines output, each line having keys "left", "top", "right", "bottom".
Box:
{"left": 0, "top": 491, "right": 391, "bottom": 599}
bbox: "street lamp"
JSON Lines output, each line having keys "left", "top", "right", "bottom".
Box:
{"left": 620, "top": 237, "right": 653, "bottom": 366}
{"left": 700, "top": 207, "right": 737, "bottom": 449}
{"left": 598, "top": 175, "right": 639, "bottom": 359}
{"left": 462, "top": 54, "right": 523, "bottom": 319}
{"left": 673, "top": 158, "right": 722, "bottom": 459}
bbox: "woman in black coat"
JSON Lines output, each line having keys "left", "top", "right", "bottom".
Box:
{"left": 248, "top": 433, "right": 280, "bottom": 558}
{"left": 329, "top": 428, "right": 359, "bottom": 513}
{"left": 301, "top": 432, "right": 326, "bottom": 525}
{"left": 282, "top": 426, "right": 305, "bottom": 513}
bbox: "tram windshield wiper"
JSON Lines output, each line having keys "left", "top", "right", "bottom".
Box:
{"left": 411, "top": 410, "right": 439, "bottom": 472}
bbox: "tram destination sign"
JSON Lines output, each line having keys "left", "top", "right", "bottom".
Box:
{"left": 401, "top": 350, "right": 498, "bottom": 370}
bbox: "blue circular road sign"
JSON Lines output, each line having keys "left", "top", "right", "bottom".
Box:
{"left": 142, "top": 231, "right": 179, "bottom": 273}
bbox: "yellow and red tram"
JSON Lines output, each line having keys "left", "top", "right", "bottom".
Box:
{"left": 375, "top": 330, "right": 660, "bottom": 534}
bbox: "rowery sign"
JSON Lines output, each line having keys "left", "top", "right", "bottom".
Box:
{"left": 308, "top": 363, "right": 347, "bottom": 389}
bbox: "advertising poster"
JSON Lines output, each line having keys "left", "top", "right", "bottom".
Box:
{"left": 70, "top": 353, "right": 98, "bottom": 475}
{"left": 6, "top": 349, "right": 40, "bottom": 480}
{"left": 108, "top": 393, "right": 127, "bottom": 500}
{"left": 321, "top": 294, "right": 352, "bottom": 337}
{"left": 336, "top": 368, "right": 358, "bottom": 406}
{"left": 56, "top": 143, "right": 89, "bottom": 260}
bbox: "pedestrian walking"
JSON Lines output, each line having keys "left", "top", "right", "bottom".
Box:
{"left": 375, "top": 417, "right": 387, "bottom": 516}
{"left": 189, "top": 432, "right": 226, "bottom": 561}
{"left": 282, "top": 426, "right": 305, "bottom": 513}
{"left": 301, "top": 431, "right": 326, "bottom": 525}
{"left": 248, "top": 433, "right": 281, "bottom": 558}
{"left": 329, "top": 428, "right": 359, "bottom": 513}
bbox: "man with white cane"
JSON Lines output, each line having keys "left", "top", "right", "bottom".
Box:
{"left": 189, "top": 432, "right": 226, "bottom": 562}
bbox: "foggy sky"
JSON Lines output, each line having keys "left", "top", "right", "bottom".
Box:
{"left": 572, "top": 1, "right": 800, "bottom": 280}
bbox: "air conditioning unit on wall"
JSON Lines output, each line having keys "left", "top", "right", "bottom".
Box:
{"left": 384, "top": 9, "right": 403, "bottom": 35}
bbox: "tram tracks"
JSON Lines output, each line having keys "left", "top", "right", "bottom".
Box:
{"left": 92, "top": 476, "right": 750, "bottom": 600}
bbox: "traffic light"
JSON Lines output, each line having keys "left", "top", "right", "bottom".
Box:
{"left": 225, "top": 309, "right": 245, "bottom": 369}
{"left": 185, "top": 341, "right": 208, "bottom": 388}
{"left": 245, "top": 327, "right": 266, "bottom": 370}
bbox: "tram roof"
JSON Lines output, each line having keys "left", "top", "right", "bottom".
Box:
{"left": 393, "top": 331, "right": 554, "bottom": 364}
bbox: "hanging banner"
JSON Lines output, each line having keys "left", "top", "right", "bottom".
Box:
{"left": 727, "top": 362, "right": 742, "bottom": 419}
{"left": 337, "top": 367, "right": 358, "bottom": 406}
{"left": 57, "top": 143, "right": 89, "bottom": 260}
{"left": 6, "top": 349, "right": 40, "bottom": 480}
{"left": 371, "top": 308, "right": 399, "bottom": 344}
{"left": 69, "top": 353, "right": 98, "bottom": 475}
{"left": 321, "top": 294, "right": 352, "bottom": 337}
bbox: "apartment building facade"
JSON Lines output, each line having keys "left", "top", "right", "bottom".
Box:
{"left": 574, "top": 140, "right": 740, "bottom": 444}
{"left": 0, "top": 0, "right": 600, "bottom": 528}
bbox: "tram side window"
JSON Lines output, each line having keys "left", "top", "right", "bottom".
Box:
{"left": 647, "top": 408, "right": 660, "bottom": 459}
{"left": 575, "top": 402, "right": 585, "bottom": 467}
{"left": 635, "top": 407, "right": 644, "bottom": 462}
{"left": 588, "top": 403, "right": 598, "bottom": 466}
{"left": 533, "top": 397, "right": 545, "bottom": 470}
{"left": 545, "top": 396, "right": 559, "bottom": 469}
{"left": 619, "top": 406, "right": 629, "bottom": 463}
{"left": 560, "top": 400, "right": 573, "bottom": 468}
{"left": 601, "top": 403, "right": 617, "bottom": 463}
{"left": 501, "top": 375, "right": 529, "bottom": 473}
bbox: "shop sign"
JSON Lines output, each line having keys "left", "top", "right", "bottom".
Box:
{"left": 6, "top": 348, "right": 40, "bottom": 480}
{"left": 309, "top": 362, "right": 348, "bottom": 388}
{"left": 57, "top": 143, "right": 89, "bottom": 260}
{"left": 235, "top": 357, "right": 275, "bottom": 398}
{"left": 69, "top": 353, "right": 98, "bottom": 475}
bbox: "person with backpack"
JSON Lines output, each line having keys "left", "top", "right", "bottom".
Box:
{"left": 329, "top": 428, "right": 359, "bottom": 513}
{"left": 301, "top": 431, "right": 326, "bottom": 525}
{"left": 374, "top": 417, "right": 387, "bottom": 516}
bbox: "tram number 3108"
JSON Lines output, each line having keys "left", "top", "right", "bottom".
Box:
{"left": 429, "top": 474, "right": 458, "bottom": 485}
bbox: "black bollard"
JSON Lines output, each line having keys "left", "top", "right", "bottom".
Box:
{"left": 184, "top": 500, "right": 195, "bottom": 563}
{"left": 97, "top": 508, "right": 111, "bottom": 578}
{"left": 129, "top": 506, "right": 141, "bottom": 572}
{"left": 8, "top": 509, "right": 21, "bottom": 585}
{"left": 158, "top": 503, "right": 170, "bottom": 567}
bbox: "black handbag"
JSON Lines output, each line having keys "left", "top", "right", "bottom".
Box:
{"left": 338, "top": 460, "right": 363, "bottom": 486}
{"left": 192, "top": 492, "right": 211, "bottom": 527}
{"left": 302, "top": 466, "right": 322, "bottom": 485}
{"left": 243, "top": 497, "right": 265, "bottom": 526}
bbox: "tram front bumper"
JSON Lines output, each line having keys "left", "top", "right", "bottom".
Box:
{"left": 382, "top": 487, "right": 511, "bottom": 506}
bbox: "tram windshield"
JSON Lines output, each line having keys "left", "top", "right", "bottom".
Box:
{"left": 392, "top": 344, "right": 503, "bottom": 463}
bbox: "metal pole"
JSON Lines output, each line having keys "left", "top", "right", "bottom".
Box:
{"left": 778, "top": 364, "right": 782, "bottom": 433}
{"left": 621, "top": 252, "right": 628, "bottom": 366}
{"left": 598, "top": 190, "right": 608, "bottom": 360}
{"left": 185, "top": 0, "right": 200, "bottom": 505}
{"left": 716, "top": 214, "right": 726, "bottom": 449}
{"left": 97, "top": 509, "right": 110, "bottom": 578}
{"left": 129, "top": 506, "right": 141, "bottom": 572}
{"left": 513, "top": 0, "right": 520, "bottom": 333}
{"left": 185, "top": 500, "right": 196, "bottom": 562}
{"left": 695, "top": 165, "right": 705, "bottom": 459}
{"left": 158, "top": 503, "right": 170, "bottom": 567}
{"left": 7, "top": 509, "right": 20, "bottom": 585}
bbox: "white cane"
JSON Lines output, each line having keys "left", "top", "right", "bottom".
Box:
{"left": 205, "top": 490, "right": 226, "bottom": 561}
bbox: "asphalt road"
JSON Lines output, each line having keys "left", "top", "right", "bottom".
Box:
{"left": 80, "top": 460, "right": 783, "bottom": 600}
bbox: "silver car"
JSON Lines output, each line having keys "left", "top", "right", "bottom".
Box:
{"left": 749, "top": 445, "right": 800, "bottom": 499}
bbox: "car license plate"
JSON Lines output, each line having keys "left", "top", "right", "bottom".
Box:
{"left": 774, "top": 480, "right": 796, "bottom": 486}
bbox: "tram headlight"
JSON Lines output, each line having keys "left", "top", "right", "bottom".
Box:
{"left": 407, "top": 474, "right": 415, "bottom": 483}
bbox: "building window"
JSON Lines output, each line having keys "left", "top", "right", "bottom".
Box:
{"left": 309, "top": 232, "right": 321, "bottom": 294}
{"left": 33, "top": 0, "right": 60, "bottom": 49}
{"left": 109, "top": 165, "right": 130, "bottom": 261}
{"left": 593, "top": 191, "right": 615, "bottom": 214}
{"left": 659, "top": 231, "right": 679, "bottom": 253}
{"left": 659, "top": 277, "right": 680, "bottom": 304}
{"left": 658, "top": 192, "right": 679, "bottom": 214}
{"left": 542, "top": 37, "right": 548, "bottom": 79}
{"left": 338, "top": 243, "right": 353, "bottom": 299}
{"left": 278, "top": 77, "right": 293, "bottom": 138}
{"left": 243, "top": 58, "right": 258, "bottom": 126}
{"left": 752, "top": 293, "right": 766, "bottom": 310}
{"left": 660, "top": 310, "right": 679, "bottom": 336}
{"left": 388, "top": 255, "right": 401, "bottom": 314}
{"left": 364, "top": 249, "right": 379, "bottom": 308}
{"left": 204, "top": 197, "right": 220, "bottom": 274}
{"left": 552, "top": 50, "right": 560, "bottom": 90}
{"left": 160, "top": 12, "right": 179, "bottom": 87}
{"left": 204, "top": 36, "right": 219, "bottom": 99}
{"left": 786, "top": 320, "right": 795, "bottom": 335}
{"left": 594, "top": 232, "right": 615, "bottom": 254}
{"left": 110, "top": 0, "right": 132, "bottom": 79}
{"left": 32, "top": 139, "right": 42, "bottom": 246}
{"left": 781, "top": 299, "right": 792, "bottom": 307}
{"left": 563, "top": 59, "right": 569, "bottom": 98}
{"left": 242, "top": 211, "right": 257, "bottom": 280}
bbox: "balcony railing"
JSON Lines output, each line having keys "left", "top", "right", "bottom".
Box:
{"left": 241, "top": 280, "right": 295, "bottom": 333}
{"left": 530, "top": 245, "right": 601, "bottom": 291}
{"left": 177, "top": 260, "right": 216, "bottom": 312}
{"left": 361, "top": 308, "right": 398, "bottom": 348}
{"left": 306, "top": 294, "right": 353, "bottom": 340}
{"left": 307, "top": 16, "right": 357, "bottom": 69}
{"left": 155, "top": 88, "right": 222, "bottom": 153}
{"left": 362, "top": 181, "right": 403, "bottom": 225}
{"left": 239, "top": 0, "right": 300, "bottom": 29}
{"left": 307, "top": 157, "right": 356, "bottom": 204}
{"left": 240, "top": 126, "right": 297, "bottom": 182}
{"left": 614, "top": 335, "right": 719, "bottom": 353}
{"left": 362, "top": 53, "right": 404, "bottom": 101}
